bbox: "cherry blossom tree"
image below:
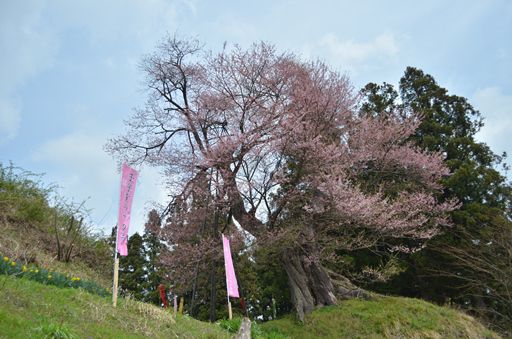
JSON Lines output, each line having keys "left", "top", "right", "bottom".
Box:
{"left": 106, "top": 36, "right": 457, "bottom": 321}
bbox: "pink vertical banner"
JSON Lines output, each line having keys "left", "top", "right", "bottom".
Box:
{"left": 222, "top": 234, "right": 239, "bottom": 298}
{"left": 117, "top": 163, "right": 139, "bottom": 256}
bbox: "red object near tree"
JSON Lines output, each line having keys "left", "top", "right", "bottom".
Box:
{"left": 240, "top": 297, "right": 247, "bottom": 316}
{"left": 158, "top": 284, "right": 167, "bottom": 309}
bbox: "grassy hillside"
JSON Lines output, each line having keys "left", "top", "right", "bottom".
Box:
{"left": 0, "top": 163, "right": 112, "bottom": 289}
{"left": 0, "top": 275, "right": 231, "bottom": 338}
{"left": 0, "top": 274, "right": 499, "bottom": 339}
{"left": 0, "top": 163, "right": 500, "bottom": 338}
{"left": 260, "top": 297, "right": 499, "bottom": 339}
{"left": 0, "top": 219, "right": 111, "bottom": 289}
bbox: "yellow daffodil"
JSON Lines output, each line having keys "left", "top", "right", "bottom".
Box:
{"left": 47, "top": 274, "right": 52, "bottom": 279}
{"left": 3, "top": 256, "right": 8, "bottom": 262}
{"left": 22, "top": 265, "right": 27, "bottom": 272}
{"left": 35, "top": 269, "right": 39, "bottom": 273}
{"left": 11, "top": 261, "right": 16, "bottom": 266}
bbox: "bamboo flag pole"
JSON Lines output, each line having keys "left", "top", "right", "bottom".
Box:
{"left": 179, "top": 296, "right": 184, "bottom": 315}
{"left": 225, "top": 234, "right": 232, "bottom": 320}
{"left": 222, "top": 233, "right": 239, "bottom": 320}
{"left": 112, "top": 224, "right": 120, "bottom": 307}
{"left": 227, "top": 295, "right": 233, "bottom": 320}
{"left": 111, "top": 164, "right": 139, "bottom": 308}
{"left": 112, "top": 257, "right": 120, "bottom": 307}
{"left": 173, "top": 295, "right": 178, "bottom": 318}
{"left": 272, "top": 295, "right": 277, "bottom": 320}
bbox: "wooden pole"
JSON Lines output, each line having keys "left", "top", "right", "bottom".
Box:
{"left": 112, "top": 224, "right": 120, "bottom": 307}
{"left": 179, "top": 296, "right": 184, "bottom": 315}
{"left": 228, "top": 297, "right": 233, "bottom": 320}
{"left": 112, "top": 257, "right": 119, "bottom": 307}
{"left": 225, "top": 231, "right": 232, "bottom": 320}
{"left": 173, "top": 295, "right": 178, "bottom": 318}
{"left": 272, "top": 295, "right": 277, "bottom": 319}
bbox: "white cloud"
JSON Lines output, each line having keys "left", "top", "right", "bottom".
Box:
{"left": 32, "top": 132, "right": 168, "bottom": 235}
{"left": 178, "top": 0, "right": 198, "bottom": 16}
{"left": 33, "top": 132, "right": 108, "bottom": 166}
{"left": 212, "top": 14, "right": 259, "bottom": 44}
{"left": 48, "top": 0, "right": 180, "bottom": 51}
{"left": 302, "top": 32, "right": 400, "bottom": 75}
{"left": 1, "top": 0, "right": 188, "bottom": 232}
{"left": 0, "top": 0, "right": 184, "bottom": 145}
{"left": 320, "top": 32, "right": 399, "bottom": 63}
{"left": 0, "top": 0, "right": 58, "bottom": 144}
{"left": 0, "top": 97, "right": 21, "bottom": 144}
{"left": 473, "top": 86, "right": 512, "bottom": 164}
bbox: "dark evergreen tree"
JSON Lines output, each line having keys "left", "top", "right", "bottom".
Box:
{"left": 250, "top": 247, "right": 292, "bottom": 321}
{"left": 359, "top": 67, "right": 512, "bottom": 334}
{"left": 119, "top": 232, "right": 146, "bottom": 300}
{"left": 142, "top": 209, "right": 164, "bottom": 305}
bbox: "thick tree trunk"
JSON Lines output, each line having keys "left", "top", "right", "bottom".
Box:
{"left": 221, "top": 169, "right": 371, "bottom": 321}
{"left": 282, "top": 249, "right": 370, "bottom": 322}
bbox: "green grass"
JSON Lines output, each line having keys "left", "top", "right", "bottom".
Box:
{"left": 0, "top": 275, "right": 231, "bottom": 338}
{"left": 0, "top": 218, "right": 112, "bottom": 290}
{"left": 0, "top": 274, "right": 499, "bottom": 339}
{"left": 1, "top": 255, "right": 108, "bottom": 298}
{"left": 259, "top": 296, "right": 499, "bottom": 339}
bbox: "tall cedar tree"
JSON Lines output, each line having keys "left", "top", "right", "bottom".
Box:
{"left": 360, "top": 67, "right": 512, "bottom": 334}
{"left": 142, "top": 209, "right": 164, "bottom": 305}
{"left": 116, "top": 210, "right": 167, "bottom": 306}
{"left": 119, "top": 233, "right": 146, "bottom": 300}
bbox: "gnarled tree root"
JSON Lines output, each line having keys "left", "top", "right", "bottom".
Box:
{"left": 282, "top": 251, "right": 372, "bottom": 322}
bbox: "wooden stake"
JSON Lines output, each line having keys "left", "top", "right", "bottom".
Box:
{"left": 272, "top": 296, "right": 277, "bottom": 319}
{"left": 112, "top": 256, "right": 119, "bottom": 307}
{"left": 112, "top": 224, "right": 120, "bottom": 307}
{"left": 228, "top": 299, "right": 233, "bottom": 320}
{"left": 179, "top": 296, "right": 184, "bottom": 314}
{"left": 173, "top": 295, "right": 178, "bottom": 318}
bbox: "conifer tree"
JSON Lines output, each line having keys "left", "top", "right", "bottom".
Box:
{"left": 142, "top": 209, "right": 164, "bottom": 305}
{"left": 360, "top": 67, "right": 512, "bottom": 333}
{"left": 119, "top": 233, "right": 146, "bottom": 300}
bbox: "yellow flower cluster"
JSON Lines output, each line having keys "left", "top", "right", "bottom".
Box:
{"left": 47, "top": 274, "right": 52, "bottom": 279}
{"left": 71, "top": 277, "right": 81, "bottom": 282}
{"left": 3, "top": 256, "right": 18, "bottom": 266}
{"left": 2, "top": 256, "right": 41, "bottom": 276}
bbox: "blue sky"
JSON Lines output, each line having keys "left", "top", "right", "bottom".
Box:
{"left": 1, "top": 0, "right": 511, "bottom": 235}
